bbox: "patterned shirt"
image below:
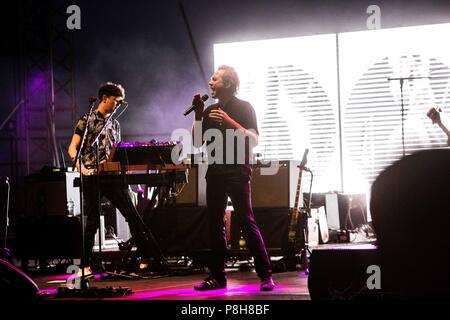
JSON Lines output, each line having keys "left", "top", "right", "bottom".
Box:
{"left": 74, "top": 110, "right": 121, "bottom": 168}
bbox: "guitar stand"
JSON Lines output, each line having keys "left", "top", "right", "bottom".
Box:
{"left": 276, "top": 208, "right": 312, "bottom": 274}
{"left": 298, "top": 168, "right": 314, "bottom": 275}
{"left": 298, "top": 208, "right": 312, "bottom": 275}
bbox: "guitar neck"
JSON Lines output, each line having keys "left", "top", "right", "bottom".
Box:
{"left": 288, "top": 169, "right": 303, "bottom": 241}
{"left": 293, "top": 170, "right": 303, "bottom": 211}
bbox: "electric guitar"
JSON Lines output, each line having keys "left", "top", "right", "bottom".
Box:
{"left": 427, "top": 107, "right": 450, "bottom": 146}
{"left": 288, "top": 152, "right": 308, "bottom": 244}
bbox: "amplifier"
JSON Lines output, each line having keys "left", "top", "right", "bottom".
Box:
{"left": 251, "top": 160, "right": 300, "bottom": 208}
{"left": 325, "top": 193, "right": 368, "bottom": 230}
{"left": 25, "top": 169, "right": 80, "bottom": 217}
{"left": 175, "top": 164, "right": 207, "bottom": 206}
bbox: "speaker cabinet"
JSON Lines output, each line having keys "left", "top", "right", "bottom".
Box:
{"left": 308, "top": 247, "right": 381, "bottom": 300}
{"left": 25, "top": 170, "right": 81, "bottom": 217}
{"left": 227, "top": 207, "right": 324, "bottom": 252}
{"left": 0, "top": 259, "right": 39, "bottom": 299}
{"left": 228, "top": 207, "right": 290, "bottom": 250}
{"left": 175, "top": 166, "right": 197, "bottom": 205}
{"left": 175, "top": 164, "right": 207, "bottom": 206}
{"left": 16, "top": 216, "right": 82, "bottom": 261}
{"left": 251, "top": 160, "right": 300, "bottom": 208}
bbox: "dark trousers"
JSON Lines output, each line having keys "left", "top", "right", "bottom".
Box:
{"left": 82, "top": 177, "right": 162, "bottom": 264}
{"left": 206, "top": 173, "right": 272, "bottom": 279}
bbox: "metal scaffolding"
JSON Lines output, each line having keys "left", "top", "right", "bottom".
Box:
{"left": 19, "top": 0, "right": 77, "bottom": 173}
{"left": 0, "top": 0, "right": 77, "bottom": 217}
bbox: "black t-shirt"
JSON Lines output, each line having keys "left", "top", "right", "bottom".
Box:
{"left": 202, "top": 96, "right": 259, "bottom": 178}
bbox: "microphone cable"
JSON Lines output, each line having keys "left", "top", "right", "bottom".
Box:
{"left": 113, "top": 102, "right": 129, "bottom": 121}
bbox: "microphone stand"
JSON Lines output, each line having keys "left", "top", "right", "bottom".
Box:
{"left": 387, "top": 75, "right": 450, "bottom": 157}
{"left": 111, "top": 103, "right": 128, "bottom": 121}
{"left": 90, "top": 103, "right": 151, "bottom": 282}
{"left": 1, "top": 176, "right": 11, "bottom": 262}
{"left": 91, "top": 103, "right": 122, "bottom": 148}
{"left": 90, "top": 104, "right": 122, "bottom": 276}
{"left": 55, "top": 101, "right": 132, "bottom": 298}
{"left": 71, "top": 99, "right": 97, "bottom": 290}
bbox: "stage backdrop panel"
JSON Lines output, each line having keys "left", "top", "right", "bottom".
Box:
{"left": 214, "top": 34, "right": 341, "bottom": 193}
{"left": 214, "top": 23, "right": 450, "bottom": 202}
{"left": 339, "top": 23, "right": 450, "bottom": 193}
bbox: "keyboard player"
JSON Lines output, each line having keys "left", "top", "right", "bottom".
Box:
{"left": 68, "top": 82, "right": 164, "bottom": 273}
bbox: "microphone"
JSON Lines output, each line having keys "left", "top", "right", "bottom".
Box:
{"left": 88, "top": 96, "right": 97, "bottom": 111}
{"left": 183, "top": 94, "right": 209, "bottom": 116}
{"left": 119, "top": 100, "right": 128, "bottom": 107}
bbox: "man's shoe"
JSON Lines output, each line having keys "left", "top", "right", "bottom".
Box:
{"left": 260, "top": 277, "right": 275, "bottom": 291}
{"left": 76, "top": 266, "right": 93, "bottom": 278}
{"left": 194, "top": 275, "right": 227, "bottom": 291}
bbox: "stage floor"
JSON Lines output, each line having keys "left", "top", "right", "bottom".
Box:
{"left": 25, "top": 241, "right": 376, "bottom": 300}
{"left": 34, "top": 268, "right": 310, "bottom": 300}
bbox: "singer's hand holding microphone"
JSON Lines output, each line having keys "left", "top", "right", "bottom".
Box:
{"left": 184, "top": 94, "right": 208, "bottom": 118}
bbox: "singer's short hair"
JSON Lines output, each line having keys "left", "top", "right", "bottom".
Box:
{"left": 98, "top": 82, "right": 125, "bottom": 100}
{"left": 218, "top": 65, "right": 239, "bottom": 95}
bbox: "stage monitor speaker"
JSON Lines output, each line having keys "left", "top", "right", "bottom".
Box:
{"left": 16, "top": 216, "right": 82, "bottom": 261}
{"left": 308, "top": 247, "right": 381, "bottom": 300}
{"left": 0, "top": 259, "right": 39, "bottom": 299}
{"left": 251, "top": 160, "right": 300, "bottom": 208}
{"left": 325, "top": 193, "right": 367, "bottom": 230}
{"left": 175, "top": 164, "right": 207, "bottom": 206}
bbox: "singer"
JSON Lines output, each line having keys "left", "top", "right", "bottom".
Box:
{"left": 191, "top": 65, "right": 275, "bottom": 291}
